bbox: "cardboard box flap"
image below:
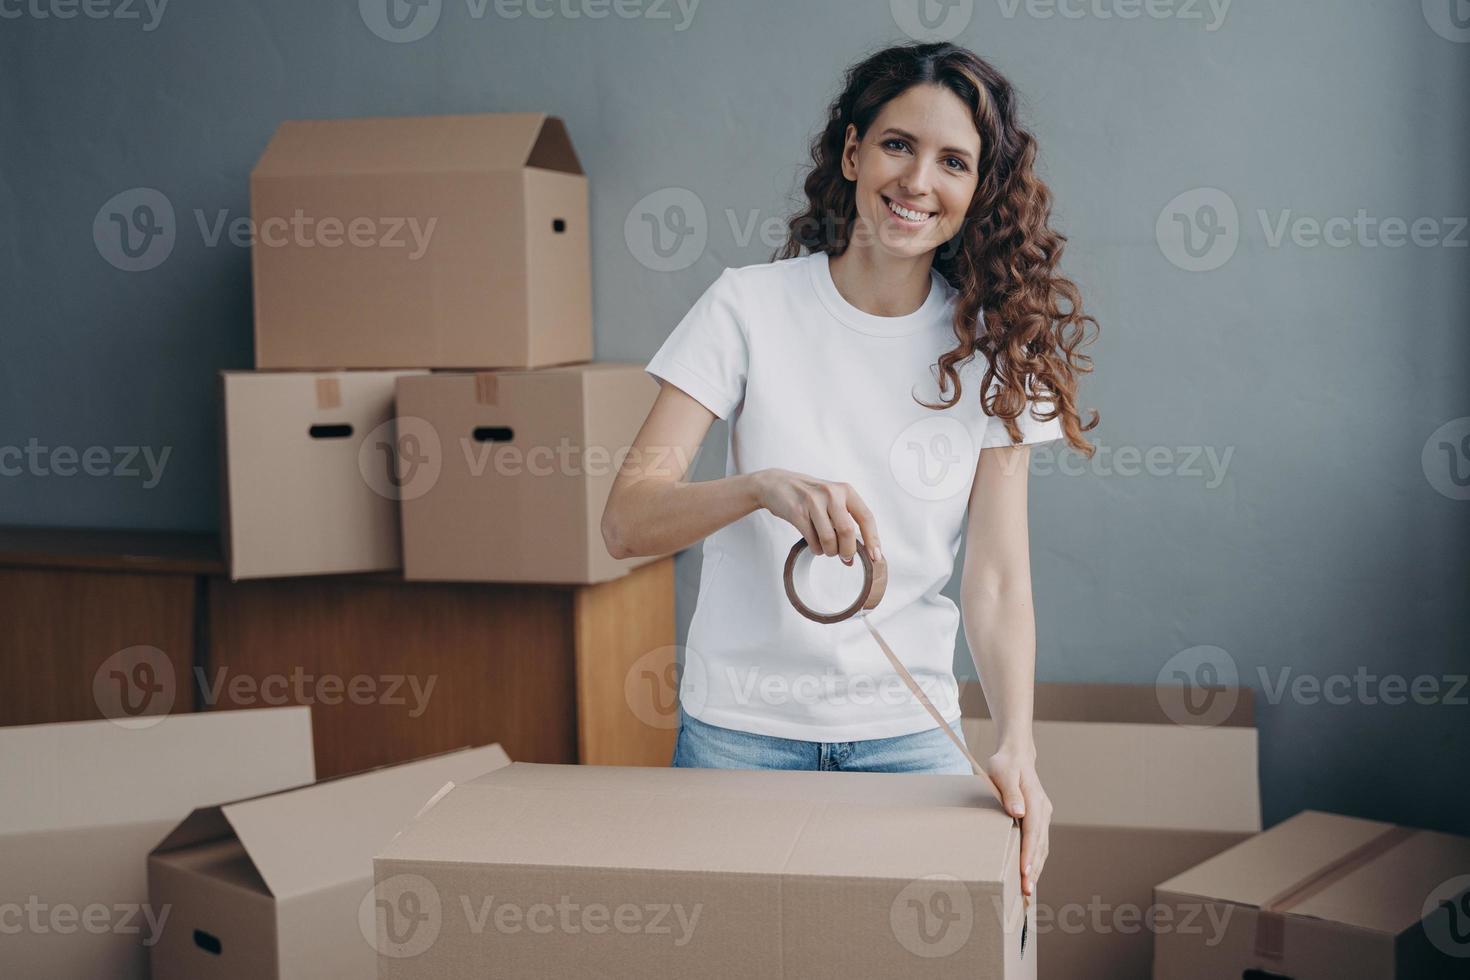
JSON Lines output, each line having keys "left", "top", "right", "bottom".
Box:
{"left": 1284, "top": 822, "right": 1470, "bottom": 935}
{"left": 220, "top": 744, "right": 510, "bottom": 900}
{"left": 1157, "top": 810, "right": 1400, "bottom": 909}
{"left": 379, "top": 763, "right": 1014, "bottom": 885}
{"left": 962, "top": 682, "right": 1261, "bottom": 833}
{"left": 0, "top": 707, "right": 314, "bottom": 836}
{"left": 252, "top": 113, "right": 581, "bottom": 178}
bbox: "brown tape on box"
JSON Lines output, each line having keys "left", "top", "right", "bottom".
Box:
{"left": 474, "top": 373, "right": 498, "bottom": 406}
{"left": 1253, "top": 824, "right": 1420, "bottom": 959}
{"left": 315, "top": 377, "right": 342, "bottom": 410}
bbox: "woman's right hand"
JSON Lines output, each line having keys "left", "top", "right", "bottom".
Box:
{"left": 751, "top": 469, "right": 883, "bottom": 565}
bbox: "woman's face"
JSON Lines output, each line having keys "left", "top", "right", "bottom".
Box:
{"left": 841, "top": 83, "right": 982, "bottom": 260}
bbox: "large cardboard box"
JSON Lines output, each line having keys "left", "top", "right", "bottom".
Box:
{"left": 962, "top": 682, "right": 1261, "bottom": 980}
{"left": 0, "top": 708, "right": 315, "bottom": 980}
{"left": 396, "top": 364, "right": 667, "bottom": 584}
{"left": 372, "top": 762, "right": 1035, "bottom": 978}
{"left": 250, "top": 113, "right": 591, "bottom": 370}
{"left": 220, "top": 369, "right": 427, "bottom": 579}
{"left": 147, "top": 742, "right": 512, "bottom": 980}
{"left": 1153, "top": 809, "right": 1470, "bottom": 979}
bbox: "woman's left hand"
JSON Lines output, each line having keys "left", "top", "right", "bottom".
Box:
{"left": 983, "top": 746, "right": 1051, "bottom": 897}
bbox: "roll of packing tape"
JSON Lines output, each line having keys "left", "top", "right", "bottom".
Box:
{"left": 782, "top": 537, "right": 887, "bottom": 624}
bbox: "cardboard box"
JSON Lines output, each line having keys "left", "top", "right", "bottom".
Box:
{"left": 396, "top": 364, "right": 667, "bottom": 584}
{"left": 962, "top": 682, "right": 1261, "bottom": 980}
{"left": 250, "top": 113, "right": 591, "bottom": 370}
{"left": 1153, "top": 809, "right": 1470, "bottom": 979}
{"left": 147, "top": 743, "right": 511, "bottom": 980}
{"left": 220, "top": 369, "right": 427, "bottom": 579}
{"left": 372, "top": 762, "right": 1035, "bottom": 978}
{"left": 0, "top": 708, "right": 314, "bottom": 980}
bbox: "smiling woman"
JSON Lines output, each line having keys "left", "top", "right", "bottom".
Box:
{"left": 601, "top": 41, "right": 1101, "bottom": 900}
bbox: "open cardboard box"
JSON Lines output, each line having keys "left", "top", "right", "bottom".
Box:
{"left": 251, "top": 113, "right": 590, "bottom": 370}
{"left": 1153, "top": 809, "right": 1470, "bottom": 978}
{"left": 372, "top": 761, "right": 1035, "bottom": 978}
{"left": 0, "top": 708, "right": 314, "bottom": 980}
{"left": 148, "top": 743, "right": 511, "bottom": 980}
{"left": 219, "top": 369, "right": 427, "bottom": 579}
{"left": 962, "top": 681, "right": 1261, "bottom": 980}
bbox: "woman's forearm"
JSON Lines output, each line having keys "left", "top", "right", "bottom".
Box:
{"left": 961, "top": 586, "right": 1038, "bottom": 755}
{"left": 604, "top": 470, "right": 764, "bottom": 559}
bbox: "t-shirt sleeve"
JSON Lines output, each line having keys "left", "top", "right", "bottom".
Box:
{"left": 980, "top": 375, "right": 1065, "bottom": 449}
{"left": 644, "top": 267, "right": 749, "bottom": 420}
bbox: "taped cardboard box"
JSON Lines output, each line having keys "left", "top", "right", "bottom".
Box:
{"left": 220, "top": 369, "right": 427, "bottom": 579}
{"left": 962, "top": 682, "right": 1261, "bottom": 980}
{"left": 251, "top": 113, "right": 590, "bottom": 370}
{"left": 396, "top": 364, "right": 668, "bottom": 584}
{"left": 372, "top": 762, "right": 1035, "bottom": 978}
{"left": 0, "top": 707, "right": 314, "bottom": 980}
{"left": 1153, "top": 809, "right": 1470, "bottom": 979}
{"left": 147, "top": 742, "right": 511, "bottom": 980}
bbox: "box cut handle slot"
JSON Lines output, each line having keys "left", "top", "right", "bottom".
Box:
{"left": 193, "top": 929, "right": 223, "bottom": 955}
{"left": 472, "top": 426, "right": 514, "bottom": 443}
{"left": 552, "top": 218, "right": 567, "bottom": 233}
{"left": 308, "top": 424, "right": 354, "bottom": 440}
{"left": 1019, "top": 915, "right": 1028, "bottom": 959}
{"left": 1243, "top": 970, "right": 1292, "bottom": 980}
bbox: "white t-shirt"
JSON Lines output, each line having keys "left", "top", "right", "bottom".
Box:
{"left": 645, "top": 250, "right": 1063, "bottom": 742}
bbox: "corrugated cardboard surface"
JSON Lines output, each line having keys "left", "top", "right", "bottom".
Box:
{"left": 148, "top": 744, "right": 511, "bottom": 980}
{"left": 398, "top": 364, "right": 666, "bottom": 584}
{"left": 0, "top": 709, "right": 315, "bottom": 980}
{"left": 963, "top": 682, "right": 1260, "bottom": 980}
{"left": 374, "top": 762, "right": 1032, "bottom": 978}
{"left": 1153, "top": 809, "right": 1470, "bottom": 979}
{"left": 221, "top": 369, "right": 425, "bottom": 579}
{"left": 251, "top": 113, "right": 591, "bottom": 370}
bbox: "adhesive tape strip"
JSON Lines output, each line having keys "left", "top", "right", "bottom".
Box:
{"left": 780, "top": 537, "right": 1001, "bottom": 805}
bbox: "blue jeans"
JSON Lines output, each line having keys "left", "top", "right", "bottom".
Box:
{"left": 671, "top": 704, "right": 974, "bottom": 774}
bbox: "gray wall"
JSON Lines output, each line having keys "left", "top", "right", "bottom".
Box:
{"left": 2, "top": 2, "right": 1466, "bottom": 835}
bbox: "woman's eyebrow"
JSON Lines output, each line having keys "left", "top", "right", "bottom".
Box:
{"left": 881, "top": 127, "right": 976, "bottom": 161}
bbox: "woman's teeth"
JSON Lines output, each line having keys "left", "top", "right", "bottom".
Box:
{"left": 885, "top": 197, "right": 934, "bottom": 223}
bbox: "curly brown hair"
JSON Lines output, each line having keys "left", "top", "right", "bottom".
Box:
{"left": 776, "top": 42, "right": 1099, "bottom": 455}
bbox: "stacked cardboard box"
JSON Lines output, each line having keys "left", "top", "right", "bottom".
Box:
{"left": 221, "top": 112, "right": 665, "bottom": 584}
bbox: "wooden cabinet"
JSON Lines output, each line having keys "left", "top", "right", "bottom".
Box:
{"left": 0, "top": 527, "right": 677, "bottom": 776}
